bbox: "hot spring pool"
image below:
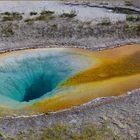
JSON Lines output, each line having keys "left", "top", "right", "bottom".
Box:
{"left": 0, "top": 45, "right": 140, "bottom": 116}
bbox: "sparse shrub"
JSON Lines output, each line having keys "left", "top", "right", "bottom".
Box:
{"left": 25, "top": 10, "right": 55, "bottom": 22}
{"left": 126, "top": 15, "right": 134, "bottom": 21}
{"left": 126, "top": 14, "right": 140, "bottom": 21}
{"left": 2, "top": 16, "right": 13, "bottom": 21}
{"left": 60, "top": 10, "right": 77, "bottom": 18}
{"left": 113, "top": 8, "right": 135, "bottom": 14}
{"left": 40, "top": 10, "right": 55, "bottom": 16}
{"left": 3, "top": 122, "right": 126, "bottom": 140}
{"left": 2, "top": 12, "right": 23, "bottom": 21}
{"left": 125, "top": 0, "right": 140, "bottom": 8}
{"left": 1, "top": 11, "right": 11, "bottom": 16}
{"left": 35, "top": 15, "right": 54, "bottom": 21}
{"left": 34, "top": 10, "right": 55, "bottom": 21}
{"left": 125, "top": 0, "right": 133, "bottom": 6}
{"left": 39, "top": 123, "right": 124, "bottom": 140}
{"left": 99, "top": 18, "right": 111, "bottom": 25}
{"left": 12, "top": 12, "right": 22, "bottom": 20}
{"left": 30, "top": 11, "right": 38, "bottom": 16}
{"left": 123, "top": 23, "right": 129, "bottom": 31}
{"left": 135, "top": 23, "right": 140, "bottom": 35}
{"left": 2, "top": 27, "right": 14, "bottom": 37}
{"left": 24, "top": 18, "right": 34, "bottom": 24}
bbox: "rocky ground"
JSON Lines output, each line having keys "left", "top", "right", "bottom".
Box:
{"left": 0, "top": 2, "right": 139, "bottom": 140}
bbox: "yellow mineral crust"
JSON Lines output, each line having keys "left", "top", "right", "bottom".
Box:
{"left": 27, "top": 44, "right": 140, "bottom": 113}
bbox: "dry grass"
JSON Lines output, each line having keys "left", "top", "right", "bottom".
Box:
{"left": 1, "top": 27, "right": 14, "bottom": 37}
{"left": 2, "top": 12, "right": 23, "bottom": 21}
{"left": 3, "top": 122, "right": 126, "bottom": 140}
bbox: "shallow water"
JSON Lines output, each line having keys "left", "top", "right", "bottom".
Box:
{"left": 0, "top": 1, "right": 126, "bottom": 22}
{"left": 0, "top": 45, "right": 139, "bottom": 116}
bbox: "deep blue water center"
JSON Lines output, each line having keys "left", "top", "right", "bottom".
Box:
{"left": 0, "top": 49, "right": 90, "bottom": 108}
{"left": 24, "top": 74, "right": 53, "bottom": 101}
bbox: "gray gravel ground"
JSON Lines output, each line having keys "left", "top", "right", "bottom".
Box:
{"left": 0, "top": 19, "right": 139, "bottom": 51}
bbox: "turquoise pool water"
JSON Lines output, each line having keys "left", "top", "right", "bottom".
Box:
{"left": 0, "top": 48, "right": 91, "bottom": 108}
